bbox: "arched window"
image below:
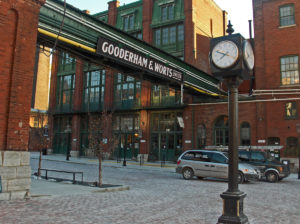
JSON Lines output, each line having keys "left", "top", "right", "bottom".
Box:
{"left": 213, "top": 116, "right": 228, "bottom": 146}
{"left": 197, "top": 124, "right": 206, "bottom": 148}
{"left": 240, "top": 122, "right": 251, "bottom": 146}
{"left": 283, "top": 137, "right": 298, "bottom": 157}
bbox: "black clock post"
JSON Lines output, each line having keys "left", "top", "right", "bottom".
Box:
{"left": 210, "top": 21, "right": 254, "bottom": 224}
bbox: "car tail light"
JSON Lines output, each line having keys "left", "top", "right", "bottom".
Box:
{"left": 177, "top": 159, "right": 181, "bottom": 165}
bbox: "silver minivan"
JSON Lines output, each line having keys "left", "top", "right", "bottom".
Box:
{"left": 176, "top": 150, "right": 260, "bottom": 183}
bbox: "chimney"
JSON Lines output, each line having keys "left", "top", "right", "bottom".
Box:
{"left": 108, "top": 0, "right": 120, "bottom": 26}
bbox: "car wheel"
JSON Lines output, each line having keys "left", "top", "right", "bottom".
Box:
{"left": 237, "top": 171, "right": 244, "bottom": 184}
{"left": 182, "top": 168, "right": 194, "bottom": 180}
{"left": 266, "top": 171, "right": 279, "bottom": 183}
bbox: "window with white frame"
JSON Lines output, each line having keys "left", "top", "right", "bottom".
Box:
{"left": 279, "top": 4, "right": 295, "bottom": 27}
{"left": 280, "top": 55, "right": 299, "bottom": 85}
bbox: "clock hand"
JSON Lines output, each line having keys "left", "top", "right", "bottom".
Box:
{"left": 216, "top": 50, "right": 226, "bottom": 56}
{"left": 220, "top": 51, "right": 229, "bottom": 59}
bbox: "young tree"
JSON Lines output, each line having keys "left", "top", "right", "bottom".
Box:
{"left": 29, "top": 110, "right": 50, "bottom": 177}
{"left": 88, "top": 111, "right": 118, "bottom": 187}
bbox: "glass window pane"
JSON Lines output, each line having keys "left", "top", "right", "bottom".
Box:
{"left": 170, "top": 26, "right": 176, "bottom": 43}
{"left": 162, "top": 28, "right": 169, "bottom": 45}
{"left": 178, "top": 24, "right": 184, "bottom": 41}
{"left": 280, "top": 5, "right": 295, "bottom": 26}
{"left": 155, "top": 29, "right": 161, "bottom": 46}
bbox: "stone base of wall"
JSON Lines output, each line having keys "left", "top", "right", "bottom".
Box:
{"left": 70, "top": 150, "right": 79, "bottom": 157}
{"left": 281, "top": 157, "right": 299, "bottom": 173}
{"left": 47, "top": 148, "right": 53, "bottom": 155}
{"left": 0, "top": 151, "right": 31, "bottom": 201}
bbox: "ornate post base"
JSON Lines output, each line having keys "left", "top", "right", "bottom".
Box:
{"left": 218, "top": 192, "right": 249, "bottom": 224}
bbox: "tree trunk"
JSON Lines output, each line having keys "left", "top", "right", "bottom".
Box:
{"left": 98, "top": 155, "right": 102, "bottom": 187}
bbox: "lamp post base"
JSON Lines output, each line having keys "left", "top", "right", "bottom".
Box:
{"left": 217, "top": 191, "right": 249, "bottom": 224}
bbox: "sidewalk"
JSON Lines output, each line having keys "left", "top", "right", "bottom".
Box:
{"left": 30, "top": 152, "right": 177, "bottom": 172}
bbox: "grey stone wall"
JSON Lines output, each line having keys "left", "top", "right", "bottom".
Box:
{"left": 0, "top": 151, "right": 31, "bottom": 200}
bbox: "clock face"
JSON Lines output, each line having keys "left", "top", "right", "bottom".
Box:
{"left": 243, "top": 40, "right": 255, "bottom": 70}
{"left": 211, "top": 40, "right": 239, "bottom": 69}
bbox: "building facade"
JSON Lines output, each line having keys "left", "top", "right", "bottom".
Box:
{"left": 48, "top": 0, "right": 300, "bottom": 170}
{"left": 48, "top": 0, "right": 226, "bottom": 161}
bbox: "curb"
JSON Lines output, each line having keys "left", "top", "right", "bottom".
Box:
{"left": 31, "top": 157, "right": 177, "bottom": 171}
{"left": 92, "top": 186, "right": 130, "bottom": 193}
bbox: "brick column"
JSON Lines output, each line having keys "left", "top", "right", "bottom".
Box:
{"left": 0, "top": 0, "right": 45, "bottom": 200}
{"left": 252, "top": 0, "right": 265, "bottom": 90}
{"left": 184, "top": 0, "right": 195, "bottom": 65}
{"left": 142, "top": 0, "right": 153, "bottom": 44}
{"left": 0, "top": 0, "right": 45, "bottom": 151}
{"left": 104, "top": 68, "right": 115, "bottom": 110}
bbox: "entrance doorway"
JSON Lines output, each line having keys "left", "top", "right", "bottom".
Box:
{"left": 149, "top": 111, "right": 183, "bottom": 162}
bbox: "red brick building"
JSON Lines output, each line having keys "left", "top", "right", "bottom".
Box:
{"left": 183, "top": 0, "right": 300, "bottom": 168}
{"left": 47, "top": 0, "right": 300, "bottom": 171}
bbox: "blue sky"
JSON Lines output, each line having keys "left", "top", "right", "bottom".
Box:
{"left": 66, "top": 0, "right": 253, "bottom": 38}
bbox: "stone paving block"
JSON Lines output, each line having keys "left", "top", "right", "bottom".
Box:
{"left": 20, "top": 152, "right": 30, "bottom": 166}
{"left": 10, "top": 191, "right": 27, "bottom": 200}
{"left": 0, "top": 167, "right": 17, "bottom": 179}
{"left": 7, "top": 178, "right": 31, "bottom": 191}
{"left": 3, "top": 151, "right": 20, "bottom": 167}
{"left": 16, "top": 166, "right": 31, "bottom": 178}
{"left": 0, "top": 192, "right": 10, "bottom": 201}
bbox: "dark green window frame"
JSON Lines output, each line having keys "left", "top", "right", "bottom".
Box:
{"left": 131, "top": 31, "right": 143, "bottom": 40}
{"left": 280, "top": 55, "right": 299, "bottom": 85}
{"left": 58, "top": 52, "right": 76, "bottom": 72}
{"left": 240, "top": 122, "right": 251, "bottom": 146}
{"left": 83, "top": 70, "right": 106, "bottom": 112}
{"left": 56, "top": 74, "right": 75, "bottom": 112}
{"left": 53, "top": 116, "right": 72, "bottom": 154}
{"left": 154, "top": 24, "right": 184, "bottom": 47}
{"left": 114, "top": 73, "right": 141, "bottom": 109}
{"left": 279, "top": 4, "right": 295, "bottom": 27}
{"left": 213, "top": 116, "right": 229, "bottom": 146}
{"left": 123, "top": 14, "right": 135, "bottom": 31}
{"left": 283, "top": 137, "right": 299, "bottom": 157}
{"left": 151, "top": 84, "right": 181, "bottom": 107}
{"left": 113, "top": 114, "right": 140, "bottom": 132}
{"left": 197, "top": 124, "right": 206, "bottom": 148}
{"left": 161, "top": 3, "right": 174, "bottom": 21}
{"left": 285, "top": 102, "right": 297, "bottom": 119}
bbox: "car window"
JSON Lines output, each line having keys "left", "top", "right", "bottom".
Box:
{"left": 182, "top": 152, "right": 195, "bottom": 160}
{"left": 239, "top": 151, "right": 250, "bottom": 161}
{"left": 211, "top": 153, "right": 228, "bottom": 164}
{"left": 194, "top": 152, "right": 210, "bottom": 162}
{"left": 251, "top": 152, "right": 265, "bottom": 161}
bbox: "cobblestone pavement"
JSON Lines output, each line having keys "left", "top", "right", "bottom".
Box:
{"left": 0, "top": 155, "right": 299, "bottom": 224}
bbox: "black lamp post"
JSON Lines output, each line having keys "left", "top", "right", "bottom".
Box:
{"left": 210, "top": 21, "right": 254, "bottom": 224}
{"left": 296, "top": 123, "right": 300, "bottom": 179}
{"left": 123, "top": 126, "right": 128, "bottom": 167}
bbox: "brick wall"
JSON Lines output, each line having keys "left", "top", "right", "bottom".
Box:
{"left": 0, "top": 0, "right": 45, "bottom": 151}
{"left": 253, "top": 0, "right": 300, "bottom": 90}
{"left": 184, "top": 0, "right": 226, "bottom": 73}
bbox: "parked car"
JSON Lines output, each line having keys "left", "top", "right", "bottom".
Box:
{"left": 176, "top": 150, "right": 260, "bottom": 183}
{"left": 238, "top": 150, "right": 290, "bottom": 183}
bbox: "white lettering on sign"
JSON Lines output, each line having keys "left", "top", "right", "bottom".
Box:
{"left": 102, "top": 41, "right": 149, "bottom": 69}
{"left": 98, "top": 39, "right": 183, "bottom": 82}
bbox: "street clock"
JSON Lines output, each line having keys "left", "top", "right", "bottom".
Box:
{"left": 210, "top": 33, "right": 254, "bottom": 80}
